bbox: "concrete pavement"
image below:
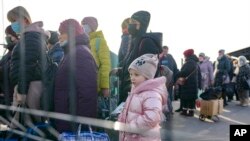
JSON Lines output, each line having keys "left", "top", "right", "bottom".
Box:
{"left": 161, "top": 100, "right": 250, "bottom": 141}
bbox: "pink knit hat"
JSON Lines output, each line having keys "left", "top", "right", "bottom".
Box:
{"left": 59, "top": 19, "right": 83, "bottom": 36}
{"left": 129, "top": 54, "right": 159, "bottom": 79}
{"left": 81, "top": 17, "right": 98, "bottom": 32}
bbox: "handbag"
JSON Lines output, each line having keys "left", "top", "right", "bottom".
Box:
{"left": 59, "top": 125, "right": 110, "bottom": 141}
{"left": 176, "top": 67, "right": 197, "bottom": 85}
{"left": 176, "top": 77, "right": 186, "bottom": 85}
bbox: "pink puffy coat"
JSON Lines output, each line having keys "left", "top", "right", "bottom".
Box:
{"left": 118, "top": 77, "right": 167, "bottom": 141}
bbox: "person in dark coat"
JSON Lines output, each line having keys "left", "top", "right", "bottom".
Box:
{"left": 119, "top": 10, "right": 162, "bottom": 104}
{"left": 176, "top": 49, "right": 199, "bottom": 116}
{"left": 0, "top": 25, "right": 18, "bottom": 106}
{"left": 47, "top": 30, "right": 64, "bottom": 65}
{"left": 54, "top": 19, "right": 98, "bottom": 133}
{"left": 118, "top": 17, "right": 131, "bottom": 67}
{"left": 236, "top": 56, "right": 250, "bottom": 106}
{"left": 214, "top": 49, "right": 231, "bottom": 106}
{"left": 0, "top": 25, "right": 19, "bottom": 119}
{"left": 7, "top": 6, "right": 48, "bottom": 125}
{"left": 159, "top": 46, "right": 179, "bottom": 113}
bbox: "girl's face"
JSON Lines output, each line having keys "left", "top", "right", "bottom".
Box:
{"left": 129, "top": 69, "right": 147, "bottom": 87}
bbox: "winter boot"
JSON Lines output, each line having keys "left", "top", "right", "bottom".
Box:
{"left": 175, "top": 108, "right": 183, "bottom": 112}
{"left": 180, "top": 109, "right": 188, "bottom": 116}
{"left": 187, "top": 110, "right": 194, "bottom": 117}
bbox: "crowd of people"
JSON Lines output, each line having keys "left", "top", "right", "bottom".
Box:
{"left": 0, "top": 6, "right": 249, "bottom": 141}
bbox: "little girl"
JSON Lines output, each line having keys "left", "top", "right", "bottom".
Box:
{"left": 118, "top": 54, "right": 167, "bottom": 141}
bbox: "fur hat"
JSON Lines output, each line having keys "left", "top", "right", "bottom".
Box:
{"left": 183, "top": 49, "right": 194, "bottom": 57}
{"left": 128, "top": 54, "right": 159, "bottom": 79}
{"left": 131, "top": 10, "right": 150, "bottom": 28}
{"left": 59, "top": 19, "right": 83, "bottom": 36}
{"left": 81, "top": 17, "right": 98, "bottom": 32}
{"left": 5, "top": 25, "right": 18, "bottom": 39}
{"left": 238, "top": 56, "right": 248, "bottom": 67}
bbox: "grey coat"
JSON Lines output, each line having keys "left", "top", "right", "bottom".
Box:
{"left": 199, "top": 58, "right": 214, "bottom": 90}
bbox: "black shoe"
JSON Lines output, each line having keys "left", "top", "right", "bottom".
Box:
{"left": 187, "top": 110, "right": 194, "bottom": 117}
{"left": 224, "top": 103, "right": 228, "bottom": 107}
{"left": 180, "top": 110, "right": 188, "bottom": 116}
{"left": 175, "top": 108, "right": 183, "bottom": 112}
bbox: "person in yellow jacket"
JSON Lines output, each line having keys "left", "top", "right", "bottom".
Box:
{"left": 81, "top": 17, "right": 111, "bottom": 97}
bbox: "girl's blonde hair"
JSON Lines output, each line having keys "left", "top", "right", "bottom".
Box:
{"left": 7, "top": 6, "right": 32, "bottom": 24}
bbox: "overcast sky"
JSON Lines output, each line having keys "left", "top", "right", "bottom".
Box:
{"left": 1, "top": 0, "right": 250, "bottom": 67}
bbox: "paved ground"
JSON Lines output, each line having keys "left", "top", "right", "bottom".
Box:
{"left": 161, "top": 100, "right": 250, "bottom": 141}
{"left": 1, "top": 99, "right": 249, "bottom": 141}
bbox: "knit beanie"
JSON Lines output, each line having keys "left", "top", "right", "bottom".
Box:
{"left": 183, "top": 49, "right": 194, "bottom": 58}
{"left": 129, "top": 54, "right": 159, "bottom": 79}
{"left": 5, "top": 25, "right": 18, "bottom": 39}
{"left": 131, "top": 10, "right": 150, "bottom": 29}
{"left": 238, "top": 56, "right": 248, "bottom": 67}
{"left": 59, "top": 19, "right": 83, "bottom": 36}
{"left": 199, "top": 52, "right": 205, "bottom": 58}
{"left": 48, "top": 31, "right": 59, "bottom": 45}
{"left": 81, "top": 17, "right": 98, "bottom": 32}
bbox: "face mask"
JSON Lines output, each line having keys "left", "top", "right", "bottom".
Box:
{"left": 11, "top": 21, "right": 21, "bottom": 34}
{"left": 128, "top": 24, "right": 139, "bottom": 36}
{"left": 83, "top": 24, "right": 92, "bottom": 34}
{"left": 59, "top": 40, "right": 68, "bottom": 47}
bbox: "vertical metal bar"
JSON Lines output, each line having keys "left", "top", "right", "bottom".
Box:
{"left": 68, "top": 24, "right": 77, "bottom": 131}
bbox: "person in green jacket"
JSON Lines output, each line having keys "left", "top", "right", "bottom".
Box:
{"left": 81, "top": 17, "right": 111, "bottom": 98}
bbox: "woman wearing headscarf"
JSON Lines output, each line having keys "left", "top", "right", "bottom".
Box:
{"left": 198, "top": 53, "right": 214, "bottom": 90}
{"left": 236, "top": 56, "right": 250, "bottom": 106}
{"left": 54, "top": 19, "right": 97, "bottom": 133}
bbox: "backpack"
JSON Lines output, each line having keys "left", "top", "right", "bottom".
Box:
{"left": 95, "top": 38, "right": 118, "bottom": 69}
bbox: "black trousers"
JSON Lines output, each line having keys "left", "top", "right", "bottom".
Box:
{"left": 181, "top": 99, "right": 196, "bottom": 109}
